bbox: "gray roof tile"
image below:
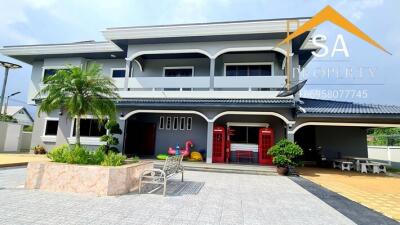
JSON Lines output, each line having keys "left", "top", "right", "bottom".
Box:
{"left": 300, "top": 98, "right": 400, "bottom": 115}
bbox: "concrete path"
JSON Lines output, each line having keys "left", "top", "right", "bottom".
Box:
{"left": 0, "top": 167, "right": 356, "bottom": 225}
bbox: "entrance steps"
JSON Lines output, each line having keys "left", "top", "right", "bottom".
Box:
{"left": 151, "top": 160, "right": 278, "bottom": 175}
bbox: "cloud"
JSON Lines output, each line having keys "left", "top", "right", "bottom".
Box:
{"left": 336, "top": 0, "right": 384, "bottom": 20}
{"left": 0, "top": 0, "right": 56, "bottom": 45}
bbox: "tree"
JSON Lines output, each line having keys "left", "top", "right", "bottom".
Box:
{"left": 100, "top": 120, "right": 122, "bottom": 153}
{"left": 37, "top": 64, "right": 119, "bottom": 146}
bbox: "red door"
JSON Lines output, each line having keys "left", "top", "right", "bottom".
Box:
{"left": 258, "top": 127, "right": 274, "bottom": 165}
{"left": 212, "top": 126, "right": 225, "bottom": 163}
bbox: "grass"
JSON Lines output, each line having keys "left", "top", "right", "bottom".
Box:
{"left": 387, "top": 167, "right": 400, "bottom": 173}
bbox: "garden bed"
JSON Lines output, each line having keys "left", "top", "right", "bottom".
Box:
{"left": 25, "top": 161, "right": 153, "bottom": 196}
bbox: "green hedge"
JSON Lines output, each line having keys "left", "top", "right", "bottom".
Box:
{"left": 47, "top": 144, "right": 128, "bottom": 166}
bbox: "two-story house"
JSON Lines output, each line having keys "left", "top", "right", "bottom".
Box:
{"left": 2, "top": 18, "right": 400, "bottom": 164}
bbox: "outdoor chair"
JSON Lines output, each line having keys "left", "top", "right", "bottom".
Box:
{"left": 138, "top": 155, "right": 184, "bottom": 196}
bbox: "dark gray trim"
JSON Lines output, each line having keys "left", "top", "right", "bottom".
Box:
{"left": 290, "top": 176, "right": 399, "bottom": 225}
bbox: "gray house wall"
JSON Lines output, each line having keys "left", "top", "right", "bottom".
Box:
{"left": 31, "top": 111, "right": 59, "bottom": 151}
{"left": 315, "top": 126, "right": 368, "bottom": 159}
{"left": 125, "top": 113, "right": 207, "bottom": 155}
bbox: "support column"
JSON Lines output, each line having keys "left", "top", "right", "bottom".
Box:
{"left": 286, "top": 130, "right": 294, "bottom": 142}
{"left": 124, "top": 61, "right": 131, "bottom": 91}
{"left": 209, "top": 58, "right": 215, "bottom": 91}
{"left": 206, "top": 121, "right": 214, "bottom": 163}
{"left": 0, "top": 67, "right": 10, "bottom": 113}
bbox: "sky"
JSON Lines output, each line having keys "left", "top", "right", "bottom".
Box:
{"left": 0, "top": 0, "right": 399, "bottom": 115}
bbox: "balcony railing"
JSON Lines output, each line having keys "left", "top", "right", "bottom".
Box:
{"left": 113, "top": 76, "right": 285, "bottom": 90}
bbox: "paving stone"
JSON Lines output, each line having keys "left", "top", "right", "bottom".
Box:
{"left": 0, "top": 167, "right": 358, "bottom": 225}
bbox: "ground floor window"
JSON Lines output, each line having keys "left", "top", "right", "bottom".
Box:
{"left": 229, "top": 126, "right": 259, "bottom": 144}
{"left": 72, "top": 118, "right": 107, "bottom": 137}
{"left": 44, "top": 119, "right": 59, "bottom": 136}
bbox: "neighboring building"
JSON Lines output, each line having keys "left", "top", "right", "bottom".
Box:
{"left": 1, "top": 106, "right": 34, "bottom": 125}
{"left": 1, "top": 18, "right": 400, "bottom": 164}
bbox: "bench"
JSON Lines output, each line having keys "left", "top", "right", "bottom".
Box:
{"left": 138, "top": 155, "right": 184, "bottom": 196}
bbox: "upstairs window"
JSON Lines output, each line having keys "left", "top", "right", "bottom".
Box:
{"left": 72, "top": 118, "right": 107, "bottom": 137}
{"left": 163, "top": 67, "right": 194, "bottom": 77}
{"left": 44, "top": 120, "right": 59, "bottom": 136}
{"left": 43, "top": 68, "right": 69, "bottom": 82}
{"left": 111, "top": 69, "right": 126, "bottom": 78}
{"left": 225, "top": 63, "right": 272, "bottom": 77}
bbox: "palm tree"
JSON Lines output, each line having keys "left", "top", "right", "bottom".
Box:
{"left": 37, "top": 63, "right": 119, "bottom": 146}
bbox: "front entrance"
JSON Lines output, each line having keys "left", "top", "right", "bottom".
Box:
{"left": 124, "top": 121, "right": 156, "bottom": 157}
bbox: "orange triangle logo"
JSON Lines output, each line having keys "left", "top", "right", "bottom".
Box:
{"left": 278, "top": 5, "right": 391, "bottom": 55}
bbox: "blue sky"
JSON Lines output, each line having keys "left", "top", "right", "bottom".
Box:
{"left": 0, "top": 0, "right": 399, "bottom": 115}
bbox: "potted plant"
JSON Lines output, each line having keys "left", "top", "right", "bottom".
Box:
{"left": 267, "top": 139, "right": 303, "bottom": 175}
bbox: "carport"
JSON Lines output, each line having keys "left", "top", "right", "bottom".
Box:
{"left": 291, "top": 98, "right": 400, "bottom": 163}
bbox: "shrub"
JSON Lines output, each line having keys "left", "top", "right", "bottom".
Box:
{"left": 23, "top": 125, "right": 33, "bottom": 132}
{"left": 0, "top": 114, "right": 17, "bottom": 123}
{"left": 47, "top": 144, "right": 69, "bottom": 163}
{"left": 32, "top": 145, "right": 46, "bottom": 154}
{"left": 90, "top": 148, "right": 106, "bottom": 165}
{"left": 101, "top": 152, "right": 127, "bottom": 166}
{"left": 47, "top": 145, "right": 126, "bottom": 166}
{"left": 268, "top": 139, "right": 303, "bottom": 167}
{"left": 100, "top": 120, "right": 122, "bottom": 153}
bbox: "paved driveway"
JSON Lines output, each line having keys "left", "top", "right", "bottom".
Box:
{"left": 0, "top": 167, "right": 356, "bottom": 225}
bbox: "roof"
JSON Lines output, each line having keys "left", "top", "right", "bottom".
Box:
{"left": 1, "top": 106, "right": 23, "bottom": 116}
{"left": 0, "top": 41, "right": 124, "bottom": 63}
{"left": 299, "top": 98, "right": 400, "bottom": 116}
{"left": 105, "top": 17, "right": 311, "bottom": 30}
{"left": 117, "top": 98, "right": 294, "bottom": 108}
{"left": 102, "top": 17, "right": 310, "bottom": 41}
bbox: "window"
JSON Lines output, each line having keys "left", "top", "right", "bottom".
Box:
{"left": 159, "top": 116, "right": 165, "bottom": 129}
{"left": 44, "top": 120, "right": 58, "bottom": 136}
{"left": 164, "top": 67, "right": 194, "bottom": 77}
{"left": 225, "top": 64, "right": 272, "bottom": 77}
{"left": 229, "top": 126, "right": 259, "bottom": 144}
{"left": 173, "top": 117, "right": 178, "bottom": 130}
{"left": 186, "top": 117, "right": 192, "bottom": 130}
{"left": 166, "top": 117, "right": 172, "bottom": 130}
{"left": 72, "top": 118, "right": 107, "bottom": 137}
{"left": 179, "top": 117, "right": 185, "bottom": 130}
{"left": 43, "top": 68, "right": 69, "bottom": 82}
{"left": 111, "top": 69, "right": 126, "bottom": 78}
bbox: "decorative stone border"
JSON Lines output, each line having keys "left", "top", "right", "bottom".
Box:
{"left": 25, "top": 161, "right": 153, "bottom": 196}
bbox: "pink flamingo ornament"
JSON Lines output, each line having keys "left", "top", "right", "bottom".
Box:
{"left": 168, "top": 140, "right": 193, "bottom": 157}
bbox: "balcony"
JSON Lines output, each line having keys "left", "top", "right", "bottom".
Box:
{"left": 114, "top": 76, "right": 288, "bottom": 99}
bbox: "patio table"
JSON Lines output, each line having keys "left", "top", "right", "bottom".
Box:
{"left": 344, "top": 157, "right": 369, "bottom": 172}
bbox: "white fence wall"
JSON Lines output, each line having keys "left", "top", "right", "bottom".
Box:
{"left": 0, "top": 121, "right": 32, "bottom": 152}
{"left": 368, "top": 146, "right": 400, "bottom": 168}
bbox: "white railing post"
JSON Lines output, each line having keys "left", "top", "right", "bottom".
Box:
{"left": 387, "top": 146, "right": 392, "bottom": 166}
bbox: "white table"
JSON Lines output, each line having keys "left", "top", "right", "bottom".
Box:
{"left": 349, "top": 157, "right": 369, "bottom": 172}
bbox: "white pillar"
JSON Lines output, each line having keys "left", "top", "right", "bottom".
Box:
{"left": 124, "top": 61, "right": 131, "bottom": 91}
{"left": 206, "top": 121, "right": 214, "bottom": 163}
{"left": 209, "top": 58, "right": 215, "bottom": 91}
{"left": 287, "top": 131, "right": 294, "bottom": 142}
